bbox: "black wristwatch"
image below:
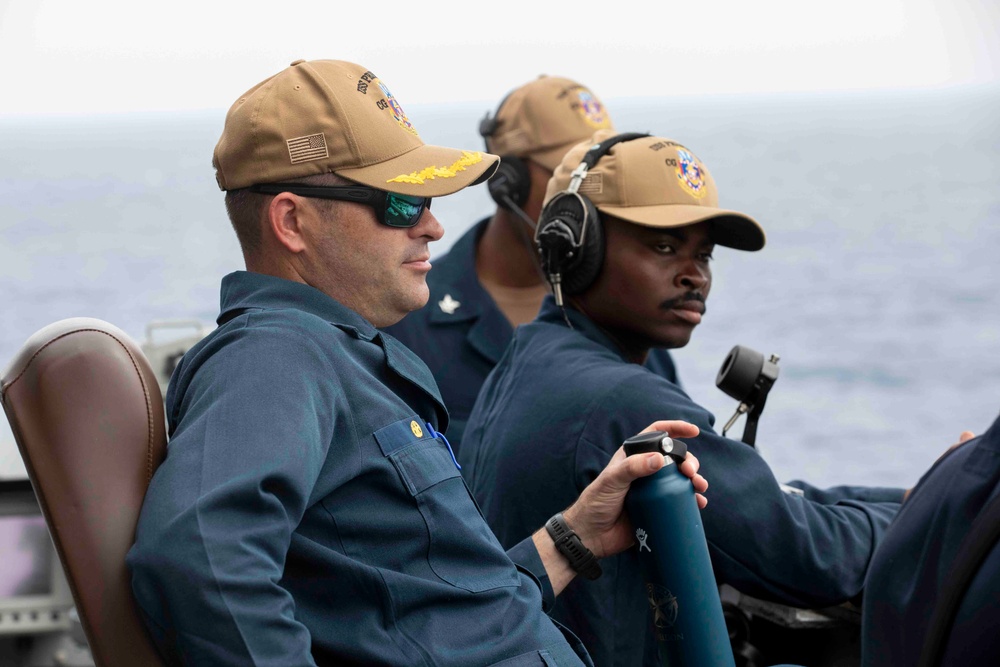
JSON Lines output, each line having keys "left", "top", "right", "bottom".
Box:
{"left": 545, "top": 513, "right": 602, "bottom": 580}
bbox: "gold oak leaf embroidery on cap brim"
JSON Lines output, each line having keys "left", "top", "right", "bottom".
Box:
{"left": 387, "top": 151, "right": 484, "bottom": 185}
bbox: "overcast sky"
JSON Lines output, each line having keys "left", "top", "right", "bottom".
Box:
{"left": 1, "top": 0, "right": 998, "bottom": 118}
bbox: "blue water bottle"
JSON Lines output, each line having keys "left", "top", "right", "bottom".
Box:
{"left": 624, "top": 430, "right": 735, "bottom": 667}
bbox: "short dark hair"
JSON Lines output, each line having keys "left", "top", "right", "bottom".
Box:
{"left": 224, "top": 172, "right": 350, "bottom": 255}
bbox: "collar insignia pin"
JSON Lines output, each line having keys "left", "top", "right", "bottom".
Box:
{"left": 438, "top": 294, "right": 460, "bottom": 314}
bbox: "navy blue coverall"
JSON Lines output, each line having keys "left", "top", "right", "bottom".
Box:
{"left": 862, "top": 411, "right": 1000, "bottom": 666}
{"left": 384, "top": 218, "right": 679, "bottom": 451}
{"left": 127, "top": 272, "right": 591, "bottom": 667}
{"left": 460, "top": 297, "right": 906, "bottom": 667}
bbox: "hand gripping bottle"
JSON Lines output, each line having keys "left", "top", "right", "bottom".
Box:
{"left": 624, "top": 430, "right": 735, "bottom": 667}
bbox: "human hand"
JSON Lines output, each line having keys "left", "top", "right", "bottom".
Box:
{"left": 562, "top": 420, "right": 705, "bottom": 560}
{"left": 903, "top": 430, "right": 977, "bottom": 502}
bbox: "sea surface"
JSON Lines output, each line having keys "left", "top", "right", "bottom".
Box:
{"left": 1, "top": 86, "right": 998, "bottom": 490}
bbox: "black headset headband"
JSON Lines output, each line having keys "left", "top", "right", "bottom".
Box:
{"left": 479, "top": 89, "right": 516, "bottom": 142}
{"left": 569, "top": 131, "right": 651, "bottom": 189}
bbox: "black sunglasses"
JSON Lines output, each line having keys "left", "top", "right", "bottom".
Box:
{"left": 249, "top": 183, "right": 431, "bottom": 228}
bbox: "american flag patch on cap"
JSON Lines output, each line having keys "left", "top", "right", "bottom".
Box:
{"left": 579, "top": 172, "right": 603, "bottom": 195}
{"left": 287, "top": 133, "right": 329, "bottom": 164}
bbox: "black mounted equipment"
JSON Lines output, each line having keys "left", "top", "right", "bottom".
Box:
{"left": 715, "top": 345, "right": 780, "bottom": 448}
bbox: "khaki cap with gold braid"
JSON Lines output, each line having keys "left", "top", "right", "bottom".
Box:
{"left": 544, "top": 129, "right": 766, "bottom": 251}
{"left": 485, "top": 75, "right": 614, "bottom": 172}
{"left": 213, "top": 59, "right": 499, "bottom": 196}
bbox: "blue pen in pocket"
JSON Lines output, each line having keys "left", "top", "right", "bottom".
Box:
{"left": 426, "top": 421, "right": 461, "bottom": 470}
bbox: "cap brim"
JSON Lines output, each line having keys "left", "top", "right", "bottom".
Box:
{"left": 337, "top": 144, "right": 499, "bottom": 197}
{"left": 597, "top": 204, "right": 766, "bottom": 251}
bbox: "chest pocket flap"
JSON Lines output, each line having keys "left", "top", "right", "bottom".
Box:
{"left": 375, "top": 418, "right": 460, "bottom": 493}
{"left": 374, "top": 416, "right": 518, "bottom": 593}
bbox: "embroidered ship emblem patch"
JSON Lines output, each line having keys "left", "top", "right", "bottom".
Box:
{"left": 575, "top": 89, "right": 610, "bottom": 128}
{"left": 379, "top": 81, "right": 418, "bottom": 136}
{"left": 676, "top": 148, "right": 708, "bottom": 199}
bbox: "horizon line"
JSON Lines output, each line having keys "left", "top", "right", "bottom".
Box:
{"left": 1, "top": 81, "right": 998, "bottom": 123}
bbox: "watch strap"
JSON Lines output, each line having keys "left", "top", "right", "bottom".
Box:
{"left": 545, "top": 513, "right": 602, "bottom": 580}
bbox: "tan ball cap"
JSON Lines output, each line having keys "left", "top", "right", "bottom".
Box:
{"left": 213, "top": 59, "right": 499, "bottom": 197}
{"left": 544, "top": 129, "right": 766, "bottom": 251}
{"left": 485, "top": 75, "right": 614, "bottom": 172}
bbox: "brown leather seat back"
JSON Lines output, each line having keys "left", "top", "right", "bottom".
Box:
{"left": 1, "top": 318, "right": 167, "bottom": 667}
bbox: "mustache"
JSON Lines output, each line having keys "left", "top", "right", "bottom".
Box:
{"left": 660, "top": 292, "right": 706, "bottom": 313}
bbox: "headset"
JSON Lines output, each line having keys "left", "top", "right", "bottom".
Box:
{"left": 478, "top": 93, "right": 533, "bottom": 219}
{"left": 534, "top": 132, "right": 650, "bottom": 307}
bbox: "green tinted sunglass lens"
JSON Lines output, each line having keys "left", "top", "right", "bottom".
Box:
{"left": 385, "top": 194, "right": 426, "bottom": 227}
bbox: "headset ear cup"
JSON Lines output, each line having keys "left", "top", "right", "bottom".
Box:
{"left": 535, "top": 193, "right": 605, "bottom": 296}
{"left": 561, "top": 201, "right": 604, "bottom": 296}
{"left": 487, "top": 156, "right": 531, "bottom": 210}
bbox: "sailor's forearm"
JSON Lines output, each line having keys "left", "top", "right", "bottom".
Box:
{"left": 531, "top": 527, "right": 577, "bottom": 596}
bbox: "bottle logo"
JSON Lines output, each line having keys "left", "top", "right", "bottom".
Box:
{"left": 635, "top": 527, "right": 652, "bottom": 553}
{"left": 646, "top": 583, "right": 683, "bottom": 641}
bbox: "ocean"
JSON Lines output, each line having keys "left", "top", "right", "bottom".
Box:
{"left": 1, "top": 86, "right": 998, "bottom": 490}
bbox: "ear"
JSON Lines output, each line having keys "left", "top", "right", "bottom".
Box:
{"left": 265, "top": 193, "right": 309, "bottom": 254}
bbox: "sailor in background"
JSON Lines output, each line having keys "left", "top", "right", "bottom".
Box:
{"left": 384, "top": 75, "right": 678, "bottom": 450}
{"left": 458, "top": 129, "right": 908, "bottom": 667}
{"left": 125, "top": 59, "right": 708, "bottom": 666}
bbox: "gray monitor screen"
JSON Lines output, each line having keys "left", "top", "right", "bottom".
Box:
{"left": 0, "top": 515, "right": 52, "bottom": 597}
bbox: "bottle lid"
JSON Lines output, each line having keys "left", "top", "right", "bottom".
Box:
{"left": 622, "top": 430, "right": 688, "bottom": 464}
